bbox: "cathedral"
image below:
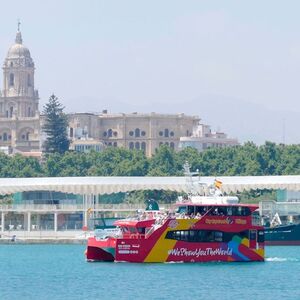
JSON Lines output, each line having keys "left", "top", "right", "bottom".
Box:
{"left": 0, "top": 27, "right": 238, "bottom": 157}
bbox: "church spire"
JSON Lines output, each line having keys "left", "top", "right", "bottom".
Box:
{"left": 15, "top": 19, "right": 22, "bottom": 44}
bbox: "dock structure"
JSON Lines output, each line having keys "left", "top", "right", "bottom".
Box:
{"left": 0, "top": 203, "right": 172, "bottom": 241}
{"left": 0, "top": 176, "right": 187, "bottom": 240}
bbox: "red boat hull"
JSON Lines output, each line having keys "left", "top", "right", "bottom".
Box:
{"left": 86, "top": 237, "right": 116, "bottom": 261}
{"left": 86, "top": 218, "right": 264, "bottom": 263}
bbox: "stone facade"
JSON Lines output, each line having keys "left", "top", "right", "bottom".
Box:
{"left": 68, "top": 112, "right": 200, "bottom": 157}
{"left": 0, "top": 28, "right": 40, "bottom": 153}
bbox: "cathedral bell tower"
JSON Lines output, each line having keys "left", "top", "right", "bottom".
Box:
{"left": 0, "top": 23, "right": 40, "bottom": 153}
{"left": 1, "top": 22, "right": 39, "bottom": 118}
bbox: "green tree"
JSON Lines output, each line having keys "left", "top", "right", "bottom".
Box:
{"left": 87, "top": 147, "right": 148, "bottom": 176}
{"left": 1, "top": 154, "right": 43, "bottom": 177}
{"left": 42, "top": 94, "right": 70, "bottom": 154}
{"left": 148, "top": 145, "right": 179, "bottom": 176}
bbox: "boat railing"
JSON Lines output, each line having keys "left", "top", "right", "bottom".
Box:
{"left": 145, "top": 225, "right": 157, "bottom": 238}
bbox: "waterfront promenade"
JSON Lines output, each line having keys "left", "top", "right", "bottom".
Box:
{"left": 0, "top": 203, "right": 172, "bottom": 243}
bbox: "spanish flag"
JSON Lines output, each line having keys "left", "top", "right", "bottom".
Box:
{"left": 214, "top": 179, "right": 222, "bottom": 189}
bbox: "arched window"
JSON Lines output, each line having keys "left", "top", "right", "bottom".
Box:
{"left": 159, "top": 142, "right": 163, "bottom": 146}
{"left": 9, "top": 74, "right": 14, "bottom": 86}
{"left": 27, "top": 74, "right": 31, "bottom": 87}
{"left": 135, "top": 142, "right": 140, "bottom": 150}
{"left": 135, "top": 128, "right": 140, "bottom": 137}
{"left": 165, "top": 142, "right": 169, "bottom": 146}
{"left": 28, "top": 107, "right": 31, "bottom": 117}
{"left": 170, "top": 131, "right": 174, "bottom": 137}
{"left": 141, "top": 142, "right": 146, "bottom": 152}
{"left": 103, "top": 132, "right": 107, "bottom": 137}
{"left": 129, "top": 142, "right": 134, "bottom": 149}
{"left": 159, "top": 131, "right": 163, "bottom": 137}
{"left": 164, "top": 129, "right": 169, "bottom": 137}
{"left": 113, "top": 131, "right": 118, "bottom": 137}
{"left": 170, "top": 142, "right": 175, "bottom": 149}
{"left": 26, "top": 132, "right": 30, "bottom": 140}
{"left": 108, "top": 129, "right": 113, "bottom": 137}
{"left": 70, "top": 128, "right": 74, "bottom": 138}
{"left": 10, "top": 62, "right": 13, "bottom": 67}
{"left": 113, "top": 142, "right": 117, "bottom": 147}
{"left": 129, "top": 131, "right": 134, "bottom": 136}
{"left": 9, "top": 107, "right": 13, "bottom": 118}
{"left": 3, "top": 133, "right": 8, "bottom": 141}
{"left": 141, "top": 131, "right": 146, "bottom": 137}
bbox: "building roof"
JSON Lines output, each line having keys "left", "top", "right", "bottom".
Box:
{"left": 0, "top": 175, "right": 299, "bottom": 196}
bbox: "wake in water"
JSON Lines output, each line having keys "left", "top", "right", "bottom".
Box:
{"left": 266, "top": 257, "right": 299, "bottom": 262}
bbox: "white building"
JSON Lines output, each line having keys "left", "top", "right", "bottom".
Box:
{"left": 179, "top": 124, "right": 239, "bottom": 152}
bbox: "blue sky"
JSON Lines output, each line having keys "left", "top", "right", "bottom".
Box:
{"left": 0, "top": 1, "right": 300, "bottom": 143}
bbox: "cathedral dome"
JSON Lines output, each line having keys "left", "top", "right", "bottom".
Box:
{"left": 6, "top": 30, "right": 31, "bottom": 59}
{"left": 7, "top": 43, "right": 31, "bottom": 59}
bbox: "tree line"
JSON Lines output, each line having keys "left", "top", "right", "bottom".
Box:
{"left": 1, "top": 141, "right": 300, "bottom": 178}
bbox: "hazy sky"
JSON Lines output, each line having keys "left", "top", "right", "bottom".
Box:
{"left": 0, "top": 1, "right": 300, "bottom": 143}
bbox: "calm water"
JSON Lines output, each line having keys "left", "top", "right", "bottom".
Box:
{"left": 0, "top": 245, "right": 299, "bottom": 300}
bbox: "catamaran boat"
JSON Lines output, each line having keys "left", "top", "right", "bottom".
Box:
{"left": 85, "top": 191, "right": 265, "bottom": 263}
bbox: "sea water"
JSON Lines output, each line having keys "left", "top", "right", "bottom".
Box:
{"left": 0, "top": 245, "right": 299, "bottom": 300}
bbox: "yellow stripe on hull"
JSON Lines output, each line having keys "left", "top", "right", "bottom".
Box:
{"left": 144, "top": 219, "right": 198, "bottom": 262}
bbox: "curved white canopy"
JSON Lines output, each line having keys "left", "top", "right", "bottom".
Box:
{"left": 0, "top": 175, "right": 299, "bottom": 195}
{"left": 209, "top": 175, "right": 300, "bottom": 193}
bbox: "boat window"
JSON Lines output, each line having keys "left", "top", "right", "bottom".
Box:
{"left": 257, "top": 230, "right": 265, "bottom": 243}
{"left": 187, "top": 206, "right": 195, "bottom": 215}
{"left": 250, "top": 230, "right": 257, "bottom": 241}
{"left": 129, "top": 227, "right": 137, "bottom": 233}
{"left": 241, "top": 207, "right": 251, "bottom": 216}
{"left": 205, "top": 231, "right": 215, "bottom": 242}
{"left": 223, "top": 206, "right": 251, "bottom": 216}
{"left": 174, "top": 231, "right": 181, "bottom": 240}
{"left": 218, "top": 207, "right": 227, "bottom": 216}
{"left": 239, "top": 230, "right": 249, "bottom": 239}
{"left": 166, "top": 230, "right": 251, "bottom": 243}
{"left": 181, "top": 231, "right": 189, "bottom": 241}
{"left": 214, "top": 231, "right": 223, "bottom": 242}
{"left": 176, "top": 206, "right": 187, "bottom": 214}
{"left": 137, "top": 227, "right": 145, "bottom": 234}
{"left": 189, "top": 230, "right": 196, "bottom": 242}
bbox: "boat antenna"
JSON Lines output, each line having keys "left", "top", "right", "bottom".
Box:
{"left": 183, "top": 161, "right": 205, "bottom": 195}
